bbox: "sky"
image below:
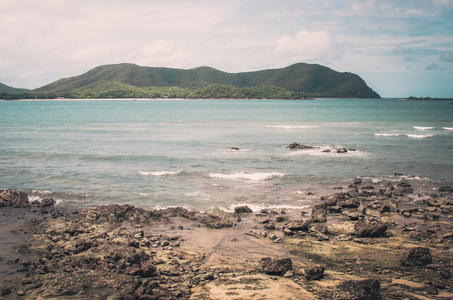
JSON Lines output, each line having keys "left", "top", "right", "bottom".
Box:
{"left": 1, "top": 0, "right": 453, "bottom": 98}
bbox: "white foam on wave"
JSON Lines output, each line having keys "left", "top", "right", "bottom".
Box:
{"left": 138, "top": 170, "right": 182, "bottom": 176}
{"left": 414, "top": 126, "right": 434, "bottom": 130}
{"left": 375, "top": 133, "right": 401, "bottom": 137}
{"left": 266, "top": 125, "right": 319, "bottom": 129}
{"left": 406, "top": 134, "right": 433, "bottom": 139}
{"left": 209, "top": 172, "right": 286, "bottom": 181}
{"left": 443, "top": 127, "right": 453, "bottom": 131}
{"left": 287, "top": 146, "right": 367, "bottom": 157}
{"left": 225, "top": 148, "right": 252, "bottom": 153}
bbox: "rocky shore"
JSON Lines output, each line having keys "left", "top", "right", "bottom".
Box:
{"left": 1, "top": 179, "right": 453, "bottom": 299}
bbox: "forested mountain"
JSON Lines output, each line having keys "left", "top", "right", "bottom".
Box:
{"left": 0, "top": 82, "right": 29, "bottom": 94}
{"left": 2, "top": 63, "right": 380, "bottom": 99}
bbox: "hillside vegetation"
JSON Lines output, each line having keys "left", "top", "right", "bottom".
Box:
{"left": 0, "top": 82, "right": 29, "bottom": 94}
{"left": 1, "top": 63, "right": 380, "bottom": 99}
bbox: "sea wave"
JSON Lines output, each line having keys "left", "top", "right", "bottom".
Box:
{"left": 443, "top": 127, "right": 453, "bottom": 131}
{"left": 375, "top": 133, "right": 401, "bottom": 137}
{"left": 266, "top": 125, "right": 319, "bottom": 129}
{"left": 138, "top": 170, "right": 182, "bottom": 176}
{"left": 414, "top": 126, "right": 434, "bottom": 130}
{"left": 406, "top": 134, "right": 434, "bottom": 139}
{"left": 208, "top": 172, "right": 286, "bottom": 181}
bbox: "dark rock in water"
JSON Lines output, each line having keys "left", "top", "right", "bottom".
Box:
{"left": 259, "top": 257, "right": 292, "bottom": 276}
{"left": 397, "top": 182, "right": 411, "bottom": 188}
{"left": 305, "top": 265, "right": 325, "bottom": 280}
{"left": 335, "top": 148, "right": 348, "bottom": 154}
{"left": 234, "top": 205, "right": 253, "bottom": 214}
{"left": 332, "top": 279, "right": 381, "bottom": 300}
{"left": 0, "top": 189, "right": 30, "bottom": 208}
{"left": 40, "top": 198, "right": 56, "bottom": 207}
{"left": 286, "top": 142, "right": 317, "bottom": 150}
{"left": 400, "top": 247, "right": 432, "bottom": 266}
{"left": 353, "top": 178, "right": 362, "bottom": 185}
{"left": 312, "top": 203, "right": 327, "bottom": 223}
{"left": 438, "top": 186, "right": 452, "bottom": 192}
{"left": 230, "top": 147, "right": 240, "bottom": 151}
{"left": 354, "top": 221, "right": 387, "bottom": 238}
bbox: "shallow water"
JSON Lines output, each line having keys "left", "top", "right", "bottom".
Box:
{"left": 1, "top": 99, "right": 452, "bottom": 210}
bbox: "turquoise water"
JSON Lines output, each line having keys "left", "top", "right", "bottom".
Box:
{"left": 1, "top": 99, "right": 452, "bottom": 210}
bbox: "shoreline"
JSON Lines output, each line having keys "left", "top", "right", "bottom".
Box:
{"left": 1, "top": 180, "right": 453, "bottom": 299}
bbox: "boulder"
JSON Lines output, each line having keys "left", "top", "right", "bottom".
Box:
{"left": 259, "top": 257, "right": 293, "bottom": 276}
{"left": 305, "top": 265, "right": 325, "bottom": 280}
{"left": 40, "top": 198, "right": 56, "bottom": 207}
{"left": 234, "top": 205, "right": 253, "bottom": 214}
{"left": 312, "top": 203, "right": 327, "bottom": 223}
{"left": 286, "top": 142, "right": 317, "bottom": 150}
{"left": 0, "top": 189, "right": 30, "bottom": 208}
{"left": 332, "top": 279, "right": 381, "bottom": 300}
{"left": 352, "top": 178, "right": 362, "bottom": 185}
{"left": 354, "top": 221, "right": 387, "bottom": 238}
{"left": 400, "top": 247, "right": 432, "bottom": 266}
{"left": 439, "top": 186, "right": 453, "bottom": 192}
{"left": 283, "top": 220, "right": 310, "bottom": 235}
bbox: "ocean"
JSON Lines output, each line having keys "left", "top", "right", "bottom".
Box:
{"left": 1, "top": 98, "right": 452, "bottom": 212}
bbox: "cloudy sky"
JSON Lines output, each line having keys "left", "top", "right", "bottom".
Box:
{"left": 1, "top": 0, "right": 453, "bottom": 98}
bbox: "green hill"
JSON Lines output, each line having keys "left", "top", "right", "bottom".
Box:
{"left": 36, "top": 63, "right": 379, "bottom": 98}
{"left": 0, "top": 82, "right": 29, "bottom": 94}
{"left": 2, "top": 62, "right": 380, "bottom": 99}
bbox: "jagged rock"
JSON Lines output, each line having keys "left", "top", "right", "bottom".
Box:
{"left": 283, "top": 220, "right": 310, "bottom": 235}
{"left": 199, "top": 214, "right": 234, "bottom": 228}
{"left": 354, "top": 221, "right": 387, "bottom": 238}
{"left": 380, "top": 200, "right": 398, "bottom": 213}
{"left": 362, "top": 185, "right": 374, "bottom": 190}
{"left": 335, "top": 148, "right": 348, "bottom": 153}
{"left": 0, "top": 189, "right": 30, "bottom": 208}
{"left": 353, "top": 178, "right": 362, "bottom": 185}
{"left": 332, "top": 279, "right": 381, "bottom": 300}
{"left": 286, "top": 142, "right": 317, "bottom": 150}
{"left": 259, "top": 257, "right": 292, "bottom": 276}
{"left": 305, "top": 265, "right": 325, "bottom": 280}
{"left": 234, "top": 205, "right": 253, "bottom": 214}
{"left": 439, "top": 186, "right": 452, "bottom": 192}
{"left": 311, "top": 203, "right": 327, "bottom": 223}
{"left": 400, "top": 247, "right": 432, "bottom": 266}
{"left": 393, "top": 187, "right": 413, "bottom": 196}
{"left": 40, "top": 198, "right": 56, "bottom": 207}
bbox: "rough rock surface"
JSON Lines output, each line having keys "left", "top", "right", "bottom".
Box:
{"left": 332, "top": 279, "right": 381, "bottom": 300}
{"left": 259, "top": 257, "right": 293, "bottom": 275}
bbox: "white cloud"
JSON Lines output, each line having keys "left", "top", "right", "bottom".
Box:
{"left": 273, "top": 30, "right": 345, "bottom": 63}
{"left": 134, "top": 39, "right": 188, "bottom": 67}
{"left": 439, "top": 51, "right": 453, "bottom": 62}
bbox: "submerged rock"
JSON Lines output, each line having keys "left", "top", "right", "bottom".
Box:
{"left": 332, "top": 279, "right": 381, "bottom": 300}
{"left": 286, "top": 142, "right": 317, "bottom": 150}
